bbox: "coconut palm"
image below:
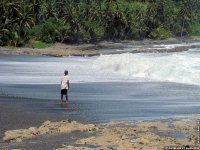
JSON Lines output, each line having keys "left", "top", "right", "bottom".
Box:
{"left": 15, "top": 4, "right": 34, "bottom": 38}
{"left": 179, "top": 0, "right": 191, "bottom": 37}
{"left": 40, "top": 0, "right": 57, "bottom": 21}
{"left": 0, "top": 0, "right": 21, "bottom": 27}
{"left": 28, "top": 0, "right": 42, "bottom": 23}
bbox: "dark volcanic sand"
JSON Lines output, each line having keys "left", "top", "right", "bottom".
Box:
{"left": 0, "top": 99, "right": 89, "bottom": 150}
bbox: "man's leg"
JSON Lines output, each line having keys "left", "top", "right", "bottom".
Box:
{"left": 61, "top": 94, "right": 64, "bottom": 102}
{"left": 66, "top": 90, "right": 68, "bottom": 102}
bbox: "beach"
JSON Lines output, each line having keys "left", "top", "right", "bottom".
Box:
{"left": 0, "top": 101, "right": 85, "bottom": 150}
{"left": 1, "top": 82, "right": 200, "bottom": 149}
{"left": 1, "top": 40, "right": 200, "bottom": 149}
{"left": 0, "top": 100, "right": 200, "bottom": 150}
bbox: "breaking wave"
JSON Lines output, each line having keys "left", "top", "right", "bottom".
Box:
{"left": 93, "top": 50, "right": 200, "bottom": 85}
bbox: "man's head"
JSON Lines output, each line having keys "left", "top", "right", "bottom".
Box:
{"left": 64, "top": 70, "right": 68, "bottom": 75}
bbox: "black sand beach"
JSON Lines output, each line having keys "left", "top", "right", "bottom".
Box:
{"left": 1, "top": 94, "right": 200, "bottom": 150}
{"left": 1, "top": 41, "right": 200, "bottom": 149}
{"left": 1, "top": 82, "right": 200, "bottom": 149}
{"left": 0, "top": 97, "right": 90, "bottom": 150}
{"left": 1, "top": 82, "right": 200, "bottom": 123}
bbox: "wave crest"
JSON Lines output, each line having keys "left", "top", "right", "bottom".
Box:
{"left": 93, "top": 53, "right": 200, "bottom": 85}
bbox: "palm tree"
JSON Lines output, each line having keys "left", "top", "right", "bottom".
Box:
{"left": 28, "top": 0, "right": 42, "bottom": 23}
{"left": 179, "top": 0, "right": 191, "bottom": 37}
{"left": 61, "top": 1, "right": 84, "bottom": 42}
{"left": 0, "top": 0, "right": 21, "bottom": 24}
{"left": 56, "top": 0, "right": 67, "bottom": 18}
{"left": 0, "top": 23, "right": 10, "bottom": 45}
{"left": 15, "top": 4, "right": 34, "bottom": 38}
{"left": 40, "top": 0, "right": 57, "bottom": 21}
{"left": 0, "top": 0, "right": 22, "bottom": 46}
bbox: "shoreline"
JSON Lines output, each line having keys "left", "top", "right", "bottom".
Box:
{"left": 1, "top": 110, "right": 200, "bottom": 150}
{"left": 1, "top": 95, "right": 200, "bottom": 150}
{"left": 1, "top": 38, "right": 200, "bottom": 57}
{"left": 1, "top": 39, "right": 200, "bottom": 149}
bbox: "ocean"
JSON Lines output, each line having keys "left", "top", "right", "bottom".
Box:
{"left": 0, "top": 43, "right": 200, "bottom": 123}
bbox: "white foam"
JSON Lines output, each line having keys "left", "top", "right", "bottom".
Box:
{"left": 0, "top": 45, "right": 200, "bottom": 85}
{"left": 159, "top": 42, "right": 200, "bottom": 49}
{"left": 0, "top": 56, "right": 132, "bottom": 84}
{"left": 93, "top": 50, "right": 200, "bottom": 85}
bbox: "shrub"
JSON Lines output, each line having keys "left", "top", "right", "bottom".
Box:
{"left": 84, "top": 21, "right": 104, "bottom": 43}
{"left": 31, "top": 18, "right": 66, "bottom": 43}
{"left": 189, "top": 23, "right": 200, "bottom": 36}
{"left": 30, "top": 40, "right": 54, "bottom": 49}
{"left": 149, "top": 27, "right": 173, "bottom": 40}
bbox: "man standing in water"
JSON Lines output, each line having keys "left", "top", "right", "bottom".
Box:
{"left": 61, "top": 70, "right": 69, "bottom": 102}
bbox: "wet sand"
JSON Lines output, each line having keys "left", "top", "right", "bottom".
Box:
{"left": 1, "top": 95, "right": 200, "bottom": 150}
{"left": 1, "top": 82, "right": 200, "bottom": 123}
{"left": 1, "top": 81, "right": 200, "bottom": 150}
{"left": 1, "top": 39, "right": 200, "bottom": 149}
{"left": 1, "top": 102, "right": 200, "bottom": 150}
{"left": 0, "top": 99, "right": 88, "bottom": 150}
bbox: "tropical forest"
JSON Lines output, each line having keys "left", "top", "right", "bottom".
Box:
{"left": 0, "top": 0, "right": 200, "bottom": 47}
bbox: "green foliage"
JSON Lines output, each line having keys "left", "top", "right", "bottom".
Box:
{"left": 84, "top": 21, "right": 104, "bottom": 42}
{"left": 0, "top": 0, "right": 200, "bottom": 46}
{"left": 149, "top": 27, "right": 173, "bottom": 40}
{"left": 3, "top": 45, "right": 15, "bottom": 49}
{"left": 127, "top": 2, "right": 148, "bottom": 39}
{"left": 31, "top": 18, "right": 66, "bottom": 43}
{"left": 189, "top": 23, "right": 200, "bottom": 36}
{"left": 30, "top": 40, "right": 53, "bottom": 48}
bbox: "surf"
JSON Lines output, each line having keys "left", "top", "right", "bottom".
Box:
{"left": 93, "top": 48, "right": 200, "bottom": 86}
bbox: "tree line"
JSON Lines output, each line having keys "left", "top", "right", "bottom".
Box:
{"left": 0, "top": 0, "right": 200, "bottom": 47}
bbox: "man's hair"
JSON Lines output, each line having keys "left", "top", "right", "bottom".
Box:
{"left": 64, "top": 70, "right": 68, "bottom": 75}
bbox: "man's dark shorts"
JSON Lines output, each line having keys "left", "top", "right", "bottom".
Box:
{"left": 61, "top": 89, "right": 67, "bottom": 95}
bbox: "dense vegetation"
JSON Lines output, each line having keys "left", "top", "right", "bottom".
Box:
{"left": 0, "top": 0, "right": 200, "bottom": 46}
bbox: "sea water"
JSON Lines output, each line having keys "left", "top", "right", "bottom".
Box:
{"left": 0, "top": 44, "right": 200, "bottom": 85}
{"left": 0, "top": 43, "right": 200, "bottom": 122}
